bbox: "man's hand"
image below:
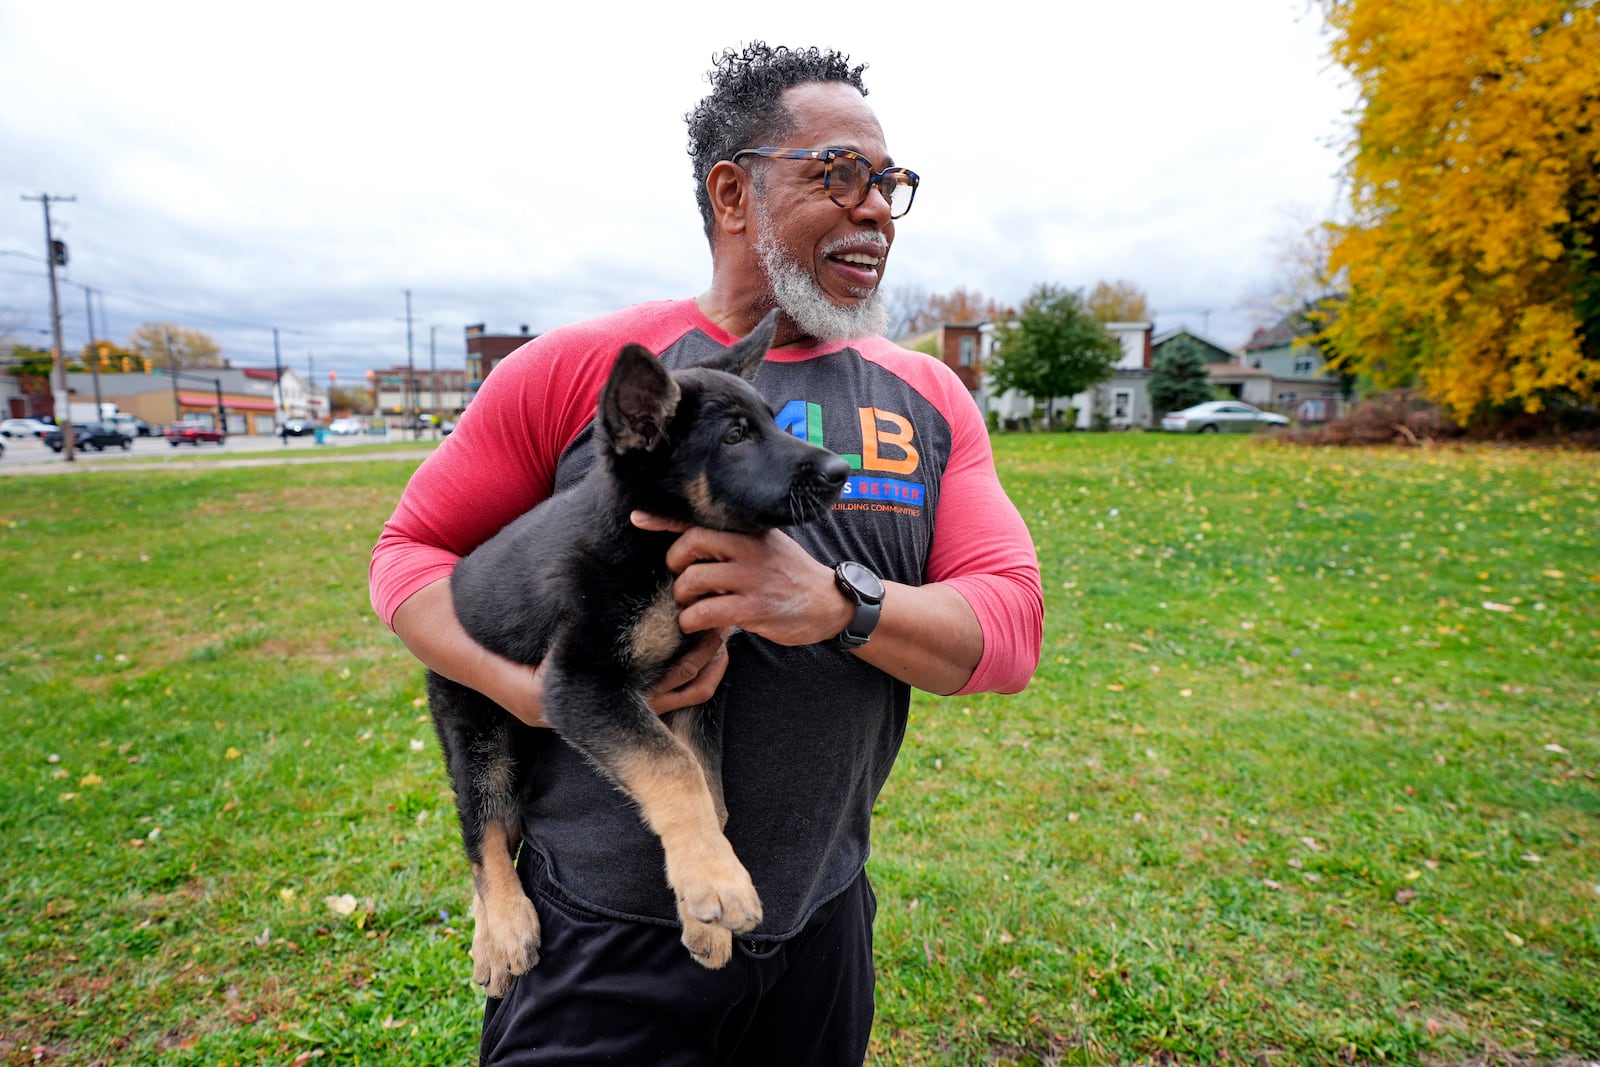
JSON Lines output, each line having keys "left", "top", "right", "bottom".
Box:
{"left": 643, "top": 627, "right": 732, "bottom": 713}
{"left": 631, "top": 510, "right": 986, "bottom": 696}
{"left": 631, "top": 512, "right": 852, "bottom": 648}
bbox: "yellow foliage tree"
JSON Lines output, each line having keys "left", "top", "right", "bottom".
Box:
{"left": 1086, "top": 279, "right": 1151, "bottom": 324}
{"left": 1319, "top": 0, "right": 1600, "bottom": 420}
{"left": 127, "top": 322, "right": 222, "bottom": 370}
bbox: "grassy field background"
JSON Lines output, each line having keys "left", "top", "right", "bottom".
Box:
{"left": 1, "top": 434, "right": 1595, "bottom": 1065}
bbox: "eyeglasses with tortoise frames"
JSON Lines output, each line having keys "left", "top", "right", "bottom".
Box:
{"left": 732, "top": 147, "right": 919, "bottom": 219}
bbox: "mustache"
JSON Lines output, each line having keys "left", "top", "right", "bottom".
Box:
{"left": 821, "top": 231, "right": 889, "bottom": 257}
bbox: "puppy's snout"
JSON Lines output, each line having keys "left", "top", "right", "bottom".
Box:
{"left": 814, "top": 452, "right": 850, "bottom": 495}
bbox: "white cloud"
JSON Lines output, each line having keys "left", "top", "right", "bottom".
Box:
{"left": 0, "top": 0, "right": 1353, "bottom": 377}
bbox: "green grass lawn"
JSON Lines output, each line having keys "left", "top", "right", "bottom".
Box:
{"left": 1, "top": 434, "right": 1595, "bottom": 1065}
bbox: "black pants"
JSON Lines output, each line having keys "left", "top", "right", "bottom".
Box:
{"left": 480, "top": 858, "right": 877, "bottom": 1066}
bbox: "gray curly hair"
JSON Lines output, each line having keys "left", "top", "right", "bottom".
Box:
{"left": 685, "top": 42, "right": 870, "bottom": 243}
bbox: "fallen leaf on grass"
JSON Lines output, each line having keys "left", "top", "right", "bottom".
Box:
{"left": 1504, "top": 930, "right": 1525, "bottom": 947}
{"left": 1481, "top": 601, "right": 1514, "bottom": 613}
{"left": 1395, "top": 888, "right": 1418, "bottom": 905}
{"left": 324, "top": 894, "right": 358, "bottom": 917}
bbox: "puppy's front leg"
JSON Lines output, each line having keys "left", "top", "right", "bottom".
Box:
{"left": 547, "top": 680, "right": 760, "bottom": 968}
{"left": 664, "top": 705, "right": 727, "bottom": 829}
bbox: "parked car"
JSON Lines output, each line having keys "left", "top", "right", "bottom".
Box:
{"left": 277, "top": 418, "right": 326, "bottom": 438}
{"left": 1161, "top": 400, "right": 1289, "bottom": 433}
{"left": 1, "top": 417, "right": 51, "bottom": 438}
{"left": 164, "top": 420, "right": 227, "bottom": 446}
{"left": 326, "top": 417, "right": 366, "bottom": 436}
{"left": 43, "top": 422, "right": 133, "bottom": 452}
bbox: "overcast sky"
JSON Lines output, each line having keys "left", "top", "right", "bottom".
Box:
{"left": 1, "top": 0, "right": 1353, "bottom": 384}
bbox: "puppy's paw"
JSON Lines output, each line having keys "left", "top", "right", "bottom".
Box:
{"left": 680, "top": 917, "right": 733, "bottom": 969}
{"left": 670, "top": 844, "right": 763, "bottom": 935}
{"left": 470, "top": 891, "right": 542, "bottom": 998}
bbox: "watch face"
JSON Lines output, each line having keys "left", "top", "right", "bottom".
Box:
{"left": 839, "top": 561, "right": 885, "bottom": 602}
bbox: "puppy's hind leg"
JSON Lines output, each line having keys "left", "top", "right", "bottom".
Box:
{"left": 469, "top": 817, "right": 541, "bottom": 998}
{"left": 429, "top": 675, "right": 541, "bottom": 997}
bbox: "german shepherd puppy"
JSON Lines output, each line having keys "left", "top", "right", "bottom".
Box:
{"left": 427, "top": 311, "right": 849, "bottom": 996}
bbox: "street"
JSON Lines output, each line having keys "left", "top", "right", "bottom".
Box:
{"left": 0, "top": 427, "right": 441, "bottom": 472}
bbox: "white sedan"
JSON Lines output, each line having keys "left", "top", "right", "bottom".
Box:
{"left": 1161, "top": 400, "right": 1289, "bottom": 433}
{"left": 1, "top": 417, "right": 52, "bottom": 438}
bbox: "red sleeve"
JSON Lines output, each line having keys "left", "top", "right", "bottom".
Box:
{"left": 862, "top": 344, "right": 1043, "bottom": 695}
{"left": 929, "top": 380, "right": 1043, "bottom": 696}
{"left": 367, "top": 328, "right": 613, "bottom": 627}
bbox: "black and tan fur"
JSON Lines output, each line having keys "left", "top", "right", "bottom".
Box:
{"left": 427, "top": 312, "right": 849, "bottom": 996}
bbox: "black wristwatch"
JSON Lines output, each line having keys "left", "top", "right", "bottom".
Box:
{"left": 833, "top": 561, "right": 885, "bottom": 649}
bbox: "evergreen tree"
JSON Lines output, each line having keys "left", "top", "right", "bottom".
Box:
{"left": 1149, "top": 336, "right": 1216, "bottom": 416}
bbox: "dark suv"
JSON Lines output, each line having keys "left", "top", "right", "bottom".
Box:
{"left": 277, "top": 418, "right": 326, "bottom": 437}
{"left": 43, "top": 423, "right": 133, "bottom": 452}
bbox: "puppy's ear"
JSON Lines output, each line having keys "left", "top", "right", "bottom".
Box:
{"left": 697, "top": 308, "right": 778, "bottom": 383}
{"left": 601, "top": 345, "right": 681, "bottom": 452}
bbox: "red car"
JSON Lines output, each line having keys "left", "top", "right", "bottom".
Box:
{"left": 164, "top": 420, "right": 227, "bottom": 446}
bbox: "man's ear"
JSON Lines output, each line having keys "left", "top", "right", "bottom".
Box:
{"left": 706, "top": 159, "right": 752, "bottom": 238}
{"left": 695, "top": 309, "right": 777, "bottom": 383}
{"left": 601, "top": 345, "right": 681, "bottom": 452}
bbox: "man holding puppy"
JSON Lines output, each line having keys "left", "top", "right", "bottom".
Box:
{"left": 371, "top": 41, "right": 1042, "bottom": 1065}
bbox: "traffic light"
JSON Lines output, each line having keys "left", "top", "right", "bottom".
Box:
{"left": 51, "top": 240, "right": 67, "bottom": 267}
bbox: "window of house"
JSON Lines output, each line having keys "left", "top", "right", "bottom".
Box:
{"left": 959, "top": 336, "right": 976, "bottom": 367}
{"left": 1113, "top": 390, "right": 1131, "bottom": 420}
{"left": 1294, "top": 355, "right": 1315, "bottom": 374}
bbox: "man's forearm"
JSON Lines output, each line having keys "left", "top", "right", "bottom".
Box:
{"left": 848, "top": 580, "right": 982, "bottom": 697}
{"left": 390, "top": 577, "right": 549, "bottom": 727}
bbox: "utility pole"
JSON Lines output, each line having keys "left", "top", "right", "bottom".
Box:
{"left": 83, "top": 285, "right": 103, "bottom": 420}
{"left": 273, "top": 328, "right": 286, "bottom": 446}
{"left": 429, "top": 324, "right": 439, "bottom": 439}
{"left": 24, "top": 193, "right": 77, "bottom": 461}
{"left": 404, "top": 289, "right": 417, "bottom": 439}
{"left": 166, "top": 327, "right": 180, "bottom": 422}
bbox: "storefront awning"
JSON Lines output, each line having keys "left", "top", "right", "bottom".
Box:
{"left": 177, "top": 392, "right": 275, "bottom": 412}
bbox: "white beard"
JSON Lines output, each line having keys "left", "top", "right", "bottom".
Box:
{"left": 754, "top": 200, "right": 889, "bottom": 344}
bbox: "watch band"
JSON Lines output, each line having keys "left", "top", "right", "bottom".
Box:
{"left": 833, "top": 561, "right": 885, "bottom": 649}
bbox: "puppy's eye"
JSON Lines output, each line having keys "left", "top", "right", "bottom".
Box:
{"left": 723, "top": 421, "right": 747, "bottom": 445}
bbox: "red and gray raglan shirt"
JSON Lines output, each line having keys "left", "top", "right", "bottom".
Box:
{"left": 371, "top": 299, "right": 1042, "bottom": 939}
